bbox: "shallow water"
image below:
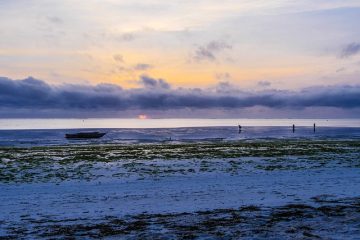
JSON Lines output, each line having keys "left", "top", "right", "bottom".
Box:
{"left": 0, "top": 126, "right": 360, "bottom": 147}
{"left": 0, "top": 118, "right": 359, "bottom": 130}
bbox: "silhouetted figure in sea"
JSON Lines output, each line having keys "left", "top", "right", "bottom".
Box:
{"left": 238, "top": 125, "right": 242, "bottom": 134}
{"left": 314, "top": 123, "right": 316, "bottom": 133}
{"left": 292, "top": 124, "right": 295, "bottom": 133}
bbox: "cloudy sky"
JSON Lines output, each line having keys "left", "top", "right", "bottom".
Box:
{"left": 0, "top": 0, "right": 359, "bottom": 117}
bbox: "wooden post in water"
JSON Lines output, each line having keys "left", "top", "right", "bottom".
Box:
{"left": 314, "top": 123, "right": 316, "bottom": 133}
{"left": 292, "top": 124, "right": 295, "bottom": 133}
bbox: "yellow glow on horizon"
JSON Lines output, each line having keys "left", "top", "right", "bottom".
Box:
{"left": 138, "top": 114, "right": 148, "bottom": 119}
{"left": 2, "top": 47, "right": 315, "bottom": 89}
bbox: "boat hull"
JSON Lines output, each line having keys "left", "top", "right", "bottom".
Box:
{"left": 65, "top": 132, "right": 106, "bottom": 139}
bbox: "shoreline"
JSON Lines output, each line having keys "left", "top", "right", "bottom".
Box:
{"left": 1, "top": 138, "right": 359, "bottom": 239}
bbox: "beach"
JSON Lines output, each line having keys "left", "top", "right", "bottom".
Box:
{"left": 2, "top": 0, "right": 360, "bottom": 238}
{"left": 0, "top": 122, "right": 359, "bottom": 239}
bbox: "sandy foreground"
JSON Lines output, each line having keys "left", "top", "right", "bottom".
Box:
{"left": 0, "top": 139, "right": 359, "bottom": 239}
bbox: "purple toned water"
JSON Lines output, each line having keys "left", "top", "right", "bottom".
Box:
{"left": 0, "top": 118, "right": 359, "bottom": 146}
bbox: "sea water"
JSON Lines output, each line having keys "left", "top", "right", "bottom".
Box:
{"left": 0, "top": 118, "right": 359, "bottom": 146}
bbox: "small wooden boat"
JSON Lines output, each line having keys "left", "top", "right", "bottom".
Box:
{"left": 65, "top": 132, "right": 106, "bottom": 139}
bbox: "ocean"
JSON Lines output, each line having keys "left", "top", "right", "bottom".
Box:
{"left": 0, "top": 118, "right": 359, "bottom": 146}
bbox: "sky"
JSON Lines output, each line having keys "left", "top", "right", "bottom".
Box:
{"left": 0, "top": 0, "right": 359, "bottom": 118}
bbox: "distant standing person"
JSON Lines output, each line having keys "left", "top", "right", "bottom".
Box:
{"left": 314, "top": 123, "right": 316, "bottom": 133}
{"left": 238, "top": 125, "right": 242, "bottom": 133}
{"left": 292, "top": 124, "right": 295, "bottom": 133}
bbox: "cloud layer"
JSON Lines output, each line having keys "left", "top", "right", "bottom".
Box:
{"left": 0, "top": 76, "right": 359, "bottom": 116}
{"left": 193, "top": 41, "right": 232, "bottom": 62}
{"left": 340, "top": 42, "right": 360, "bottom": 58}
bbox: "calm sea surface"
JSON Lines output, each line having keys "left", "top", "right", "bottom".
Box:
{"left": 0, "top": 118, "right": 359, "bottom": 147}
{"left": 0, "top": 118, "right": 359, "bottom": 130}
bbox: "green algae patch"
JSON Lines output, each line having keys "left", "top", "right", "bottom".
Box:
{"left": 0, "top": 139, "right": 359, "bottom": 183}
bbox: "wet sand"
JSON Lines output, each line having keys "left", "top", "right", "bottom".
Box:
{"left": 0, "top": 139, "right": 359, "bottom": 239}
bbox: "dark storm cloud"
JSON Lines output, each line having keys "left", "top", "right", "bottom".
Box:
{"left": 193, "top": 41, "right": 232, "bottom": 62}
{"left": 0, "top": 77, "right": 359, "bottom": 113}
{"left": 139, "top": 75, "right": 170, "bottom": 89}
{"left": 340, "top": 42, "right": 360, "bottom": 58}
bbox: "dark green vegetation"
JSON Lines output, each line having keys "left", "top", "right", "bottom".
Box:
{"left": 0, "top": 140, "right": 359, "bottom": 183}
{"left": 2, "top": 197, "right": 359, "bottom": 239}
